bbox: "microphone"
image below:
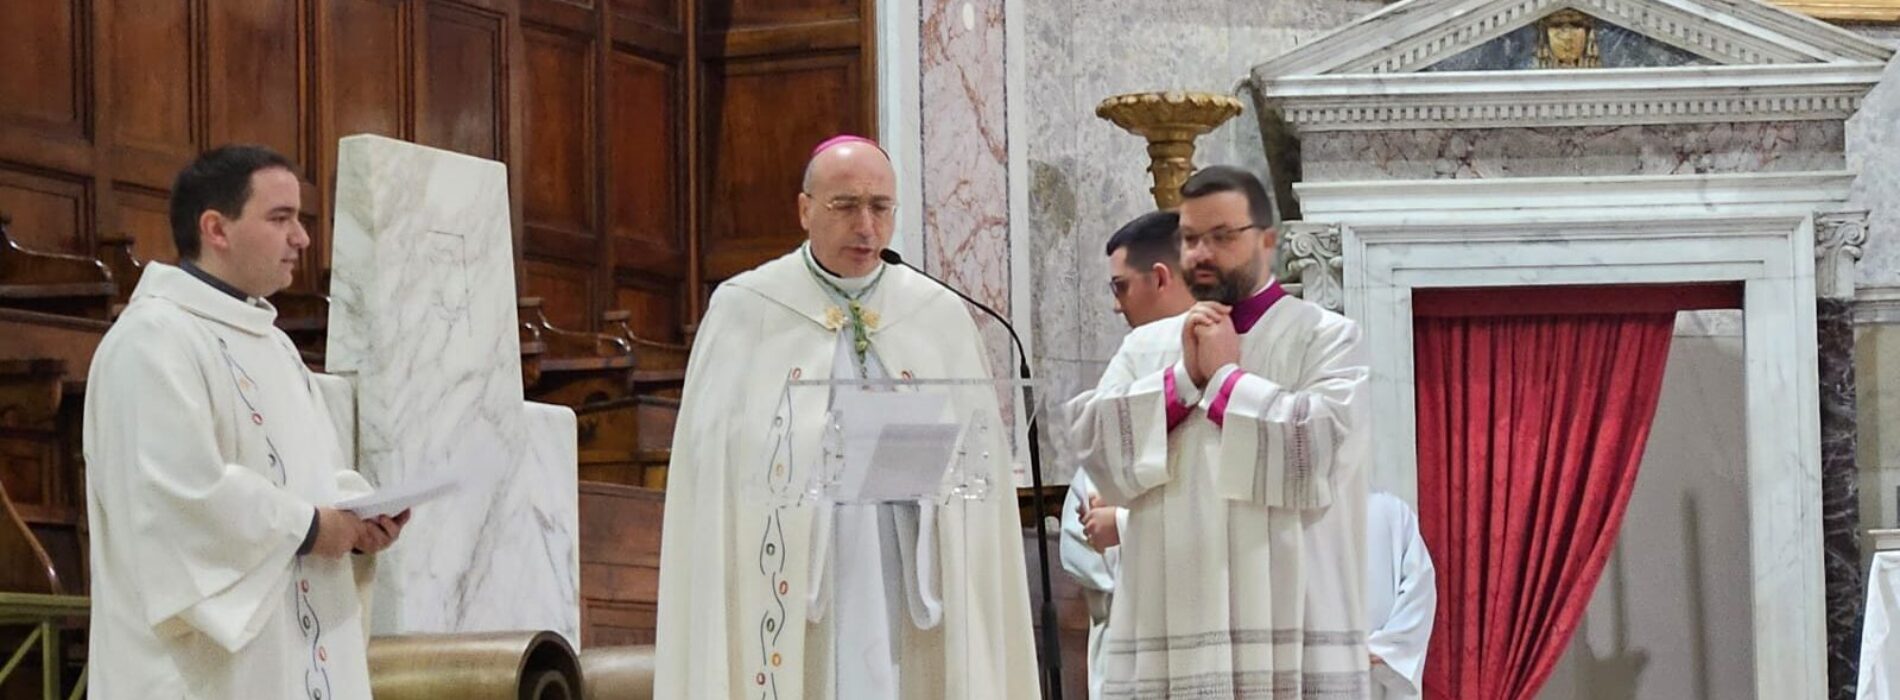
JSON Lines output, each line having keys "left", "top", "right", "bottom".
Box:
{"left": 879, "top": 248, "right": 1064, "bottom": 699}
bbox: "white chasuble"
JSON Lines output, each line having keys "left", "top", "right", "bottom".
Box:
{"left": 1365, "top": 491, "right": 1435, "bottom": 700}
{"left": 1068, "top": 294, "right": 1371, "bottom": 699}
{"left": 84, "top": 263, "right": 374, "bottom": 699}
{"left": 653, "top": 248, "right": 1039, "bottom": 700}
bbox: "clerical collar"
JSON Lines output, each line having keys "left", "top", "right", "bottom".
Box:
{"left": 1231, "top": 277, "right": 1287, "bottom": 334}
{"left": 801, "top": 243, "right": 882, "bottom": 294}
{"left": 179, "top": 259, "right": 253, "bottom": 302}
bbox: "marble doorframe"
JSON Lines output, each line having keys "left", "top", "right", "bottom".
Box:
{"left": 1300, "top": 170, "right": 1853, "bottom": 698}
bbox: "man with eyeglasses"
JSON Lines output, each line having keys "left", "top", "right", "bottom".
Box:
{"left": 1102, "top": 210, "right": 1196, "bottom": 329}
{"left": 1062, "top": 209, "right": 1195, "bottom": 698}
{"left": 1067, "top": 165, "right": 1371, "bottom": 698}
{"left": 654, "top": 135, "right": 1039, "bottom": 699}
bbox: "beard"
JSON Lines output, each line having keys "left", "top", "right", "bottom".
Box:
{"left": 1188, "top": 256, "right": 1263, "bottom": 305}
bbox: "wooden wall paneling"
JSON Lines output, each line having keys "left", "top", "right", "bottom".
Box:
{"left": 606, "top": 48, "right": 682, "bottom": 276}
{"left": 611, "top": 0, "right": 678, "bottom": 32}
{"left": 696, "top": 52, "right": 861, "bottom": 285}
{"left": 204, "top": 2, "right": 306, "bottom": 167}
{"left": 606, "top": 0, "right": 687, "bottom": 337}
{"left": 524, "top": 256, "right": 595, "bottom": 332}
{"left": 0, "top": 439, "right": 54, "bottom": 521}
{"left": 110, "top": 184, "right": 172, "bottom": 264}
{"left": 417, "top": 1, "right": 508, "bottom": 161}
{"left": 95, "top": 0, "right": 177, "bottom": 263}
{"left": 677, "top": 0, "right": 703, "bottom": 326}
{"left": 0, "top": 0, "right": 90, "bottom": 143}
{"left": 104, "top": 0, "right": 194, "bottom": 171}
{"left": 321, "top": 0, "right": 411, "bottom": 143}
{"left": 613, "top": 279, "right": 682, "bottom": 343}
{"left": 521, "top": 0, "right": 595, "bottom": 33}
{"left": 578, "top": 482, "right": 663, "bottom": 647}
{"left": 520, "top": 22, "right": 598, "bottom": 283}
{"left": 0, "top": 167, "right": 92, "bottom": 256}
{"left": 703, "top": 0, "right": 856, "bottom": 32}
{"left": 313, "top": 0, "right": 415, "bottom": 290}
{"left": 693, "top": 0, "right": 872, "bottom": 303}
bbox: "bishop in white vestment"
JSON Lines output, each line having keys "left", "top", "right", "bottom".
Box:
{"left": 1067, "top": 166, "right": 1370, "bottom": 698}
{"left": 84, "top": 146, "right": 400, "bottom": 699}
{"left": 653, "top": 137, "right": 1039, "bottom": 699}
{"left": 1365, "top": 491, "right": 1436, "bottom": 700}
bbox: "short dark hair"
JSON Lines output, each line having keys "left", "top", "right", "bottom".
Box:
{"left": 1105, "top": 210, "right": 1182, "bottom": 272}
{"left": 1179, "top": 165, "right": 1277, "bottom": 229}
{"left": 169, "top": 145, "right": 298, "bottom": 260}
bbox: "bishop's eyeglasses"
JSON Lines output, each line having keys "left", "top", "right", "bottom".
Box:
{"left": 810, "top": 195, "right": 898, "bottom": 221}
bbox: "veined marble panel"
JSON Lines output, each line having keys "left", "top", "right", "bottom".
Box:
{"left": 328, "top": 134, "right": 577, "bottom": 645}
{"left": 1301, "top": 122, "right": 1845, "bottom": 182}
{"left": 1848, "top": 51, "right": 1900, "bottom": 288}
{"left": 456, "top": 402, "right": 580, "bottom": 645}
{"left": 921, "top": 0, "right": 1014, "bottom": 408}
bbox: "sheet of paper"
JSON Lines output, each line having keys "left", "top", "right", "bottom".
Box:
{"left": 853, "top": 423, "right": 964, "bottom": 502}
{"left": 336, "top": 469, "right": 461, "bottom": 518}
{"left": 831, "top": 389, "right": 961, "bottom": 503}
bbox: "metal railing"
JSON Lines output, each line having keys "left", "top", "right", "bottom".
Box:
{"left": 0, "top": 592, "right": 88, "bottom": 700}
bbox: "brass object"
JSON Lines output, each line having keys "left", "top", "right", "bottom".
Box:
{"left": 369, "top": 630, "right": 582, "bottom": 700}
{"left": 1096, "top": 91, "right": 1245, "bottom": 209}
{"left": 580, "top": 645, "right": 657, "bottom": 700}
{"left": 1535, "top": 9, "right": 1601, "bottom": 68}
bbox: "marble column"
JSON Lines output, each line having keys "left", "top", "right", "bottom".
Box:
{"left": 918, "top": 0, "right": 1021, "bottom": 487}
{"left": 1818, "top": 210, "right": 1869, "bottom": 700}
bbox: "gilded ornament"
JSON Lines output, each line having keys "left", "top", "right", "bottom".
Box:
{"left": 1096, "top": 91, "right": 1245, "bottom": 209}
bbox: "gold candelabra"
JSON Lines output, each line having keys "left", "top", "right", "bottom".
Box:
{"left": 1096, "top": 91, "right": 1245, "bottom": 209}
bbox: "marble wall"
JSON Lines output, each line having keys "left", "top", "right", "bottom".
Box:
{"left": 920, "top": 0, "right": 1016, "bottom": 392}
{"left": 1025, "top": 0, "right": 1385, "bottom": 447}
{"left": 1849, "top": 29, "right": 1900, "bottom": 289}
{"left": 1845, "top": 27, "right": 1900, "bottom": 561}
{"left": 1301, "top": 122, "right": 1846, "bottom": 181}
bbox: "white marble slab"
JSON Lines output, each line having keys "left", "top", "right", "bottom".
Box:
{"left": 455, "top": 401, "right": 580, "bottom": 645}
{"left": 327, "top": 134, "right": 578, "bottom": 646}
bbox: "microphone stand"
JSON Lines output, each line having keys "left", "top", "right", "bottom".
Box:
{"left": 880, "top": 249, "right": 1065, "bottom": 699}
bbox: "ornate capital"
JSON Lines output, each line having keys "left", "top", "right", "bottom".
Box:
{"left": 1816, "top": 210, "right": 1869, "bottom": 300}
{"left": 1278, "top": 222, "right": 1344, "bottom": 313}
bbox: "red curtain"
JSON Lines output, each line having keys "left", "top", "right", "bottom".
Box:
{"left": 1414, "top": 309, "right": 1680, "bottom": 700}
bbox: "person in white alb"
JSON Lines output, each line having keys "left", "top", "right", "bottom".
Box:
{"left": 1062, "top": 208, "right": 1196, "bottom": 699}
{"left": 84, "top": 144, "right": 408, "bottom": 699}
{"left": 1366, "top": 490, "right": 1436, "bottom": 699}
{"left": 1067, "top": 165, "right": 1371, "bottom": 698}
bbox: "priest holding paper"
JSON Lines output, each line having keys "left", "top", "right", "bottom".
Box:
{"left": 653, "top": 136, "right": 1039, "bottom": 699}
{"left": 83, "top": 145, "right": 406, "bottom": 699}
{"left": 1067, "top": 165, "right": 1371, "bottom": 698}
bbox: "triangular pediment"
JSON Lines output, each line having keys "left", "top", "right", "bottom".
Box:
{"left": 1254, "top": 0, "right": 1893, "bottom": 78}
